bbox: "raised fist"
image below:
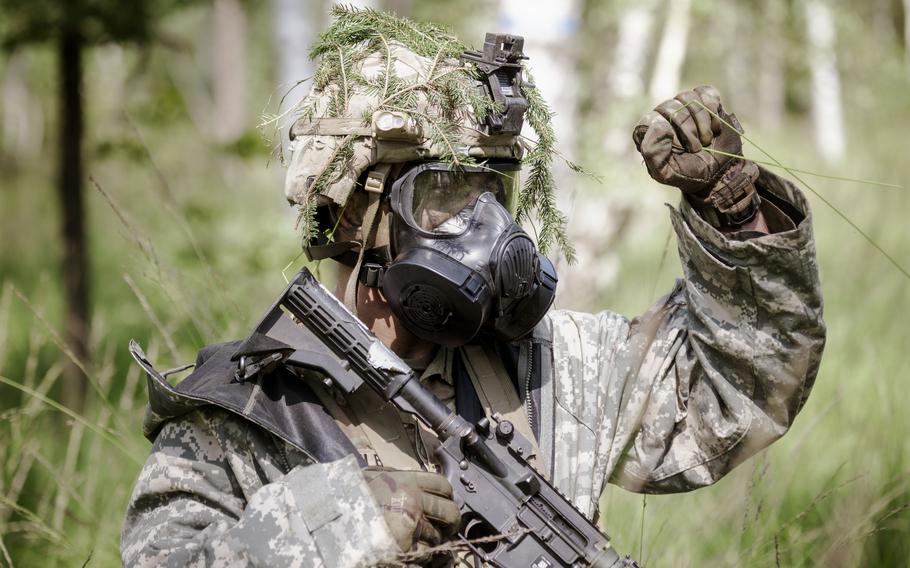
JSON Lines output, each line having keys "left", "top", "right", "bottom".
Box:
{"left": 633, "top": 85, "right": 745, "bottom": 195}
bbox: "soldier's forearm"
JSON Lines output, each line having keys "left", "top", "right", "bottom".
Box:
{"left": 720, "top": 188, "right": 770, "bottom": 236}
{"left": 717, "top": 184, "right": 799, "bottom": 239}
{"left": 732, "top": 206, "right": 770, "bottom": 233}
{"left": 610, "top": 167, "right": 825, "bottom": 493}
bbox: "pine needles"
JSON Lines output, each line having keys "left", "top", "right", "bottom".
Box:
{"left": 295, "top": 133, "right": 356, "bottom": 244}
{"left": 288, "top": 4, "right": 576, "bottom": 261}
{"left": 310, "top": 5, "right": 465, "bottom": 62}
{"left": 520, "top": 76, "right": 576, "bottom": 263}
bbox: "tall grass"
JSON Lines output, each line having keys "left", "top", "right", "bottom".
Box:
{"left": 1, "top": 5, "right": 908, "bottom": 566}
{"left": 2, "top": 124, "right": 907, "bottom": 566}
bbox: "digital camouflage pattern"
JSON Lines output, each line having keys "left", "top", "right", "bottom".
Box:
{"left": 545, "top": 167, "right": 825, "bottom": 518}
{"left": 121, "top": 408, "right": 400, "bottom": 567}
{"left": 122, "top": 167, "right": 825, "bottom": 566}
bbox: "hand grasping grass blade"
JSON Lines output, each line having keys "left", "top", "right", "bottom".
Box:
{"left": 700, "top": 147, "right": 904, "bottom": 190}
{"left": 672, "top": 98, "right": 910, "bottom": 281}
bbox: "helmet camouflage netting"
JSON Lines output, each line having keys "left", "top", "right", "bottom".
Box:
{"left": 279, "top": 5, "right": 575, "bottom": 262}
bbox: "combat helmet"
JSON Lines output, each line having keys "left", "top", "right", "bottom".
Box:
{"left": 280, "top": 7, "right": 573, "bottom": 264}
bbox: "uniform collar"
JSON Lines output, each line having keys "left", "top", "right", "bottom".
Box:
{"left": 418, "top": 346, "right": 454, "bottom": 385}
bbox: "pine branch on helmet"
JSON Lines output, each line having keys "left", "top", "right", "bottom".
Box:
{"left": 278, "top": 6, "right": 575, "bottom": 263}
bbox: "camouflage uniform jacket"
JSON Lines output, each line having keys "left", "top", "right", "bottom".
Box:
{"left": 121, "top": 169, "right": 825, "bottom": 567}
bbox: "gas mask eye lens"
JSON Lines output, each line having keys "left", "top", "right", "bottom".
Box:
{"left": 410, "top": 171, "right": 503, "bottom": 234}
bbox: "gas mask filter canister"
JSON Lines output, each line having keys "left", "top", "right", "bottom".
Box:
{"left": 382, "top": 162, "right": 557, "bottom": 347}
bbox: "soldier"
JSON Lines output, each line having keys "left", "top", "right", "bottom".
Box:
{"left": 121, "top": 10, "right": 825, "bottom": 568}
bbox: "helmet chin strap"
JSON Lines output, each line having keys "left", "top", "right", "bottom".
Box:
{"left": 343, "top": 164, "right": 392, "bottom": 313}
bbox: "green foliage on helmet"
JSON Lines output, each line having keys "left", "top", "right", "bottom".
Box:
{"left": 275, "top": 5, "right": 575, "bottom": 263}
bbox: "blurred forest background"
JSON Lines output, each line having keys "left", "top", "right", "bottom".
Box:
{"left": 0, "top": 0, "right": 908, "bottom": 566}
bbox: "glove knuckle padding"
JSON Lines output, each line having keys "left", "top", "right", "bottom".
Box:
{"left": 637, "top": 114, "right": 676, "bottom": 182}
{"left": 633, "top": 111, "right": 661, "bottom": 149}
{"left": 694, "top": 84, "right": 723, "bottom": 134}
{"left": 675, "top": 90, "right": 713, "bottom": 146}
{"left": 421, "top": 493, "right": 461, "bottom": 530}
{"left": 694, "top": 84, "right": 722, "bottom": 108}
{"left": 416, "top": 518, "right": 442, "bottom": 546}
{"left": 413, "top": 470, "right": 454, "bottom": 498}
{"left": 632, "top": 126, "right": 648, "bottom": 151}
{"left": 634, "top": 84, "right": 749, "bottom": 194}
{"left": 655, "top": 98, "right": 701, "bottom": 153}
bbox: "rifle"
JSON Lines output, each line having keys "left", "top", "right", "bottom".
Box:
{"left": 233, "top": 268, "right": 638, "bottom": 568}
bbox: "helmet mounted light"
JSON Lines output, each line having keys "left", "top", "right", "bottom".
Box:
{"left": 372, "top": 111, "right": 423, "bottom": 143}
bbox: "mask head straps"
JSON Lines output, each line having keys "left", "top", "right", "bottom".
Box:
{"left": 343, "top": 163, "right": 393, "bottom": 312}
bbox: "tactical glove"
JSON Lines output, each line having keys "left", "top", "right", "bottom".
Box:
{"left": 633, "top": 85, "right": 760, "bottom": 227}
{"left": 363, "top": 467, "right": 461, "bottom": 553}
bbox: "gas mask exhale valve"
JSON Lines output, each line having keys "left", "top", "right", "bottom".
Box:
{"left": 379, "top": 162, "right": 557, "bottom": 347}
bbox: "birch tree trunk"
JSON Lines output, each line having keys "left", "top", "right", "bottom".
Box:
{"left": 609, "top": 3, "right": 656, "bottom": 99}
{"left": 871, "top": 0, "right": 895, "bottom": 45}
{"left": 721, "top": 2, "right": 754, "bottom": 115}
{"left": 497, "top": 0, "right": 581, "bottom": 164}
{"left": 382, "top": 0, "right": 413, "bottom": 15}
{"left": 602, "top": 0, "right": 657, "bottom": 154}
{"left": 497, "top": 0, "right": 591, "bottom": 284}
{"left": 497, "top": 0, "right": 582, "bottom": 221}
{"left": 904, "top": 0, "right": 910, "bottom": 70}
{"left": 212, "top": 0, "right": 248, "bottom": 143}
{"left": 93, "top": 45, "right": 128, "bottom": 137}
{"left": 758, "top": 0, "right": 785, "bottom": 130}
{"left": 648, "top": 0, "right": 691, "bottom": 102}
{"left": 2, "top": 50, "right": 44, "bottom": 163}
{"left": 805, "top": 0, "right": 846, "bottom": 163}
{"left": 271, "top": 0, "right": 324, "bottom": 162}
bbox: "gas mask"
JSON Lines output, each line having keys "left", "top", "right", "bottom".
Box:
{"left": 377, "top": 161, "right": 557, "bottom": 347}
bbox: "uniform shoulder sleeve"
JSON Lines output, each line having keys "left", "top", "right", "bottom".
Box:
{"left": 548, "top": 168, "right": 825, "bottom": 501}
{"left": 121, "top": 408, "right": 399, "bottom": 567}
